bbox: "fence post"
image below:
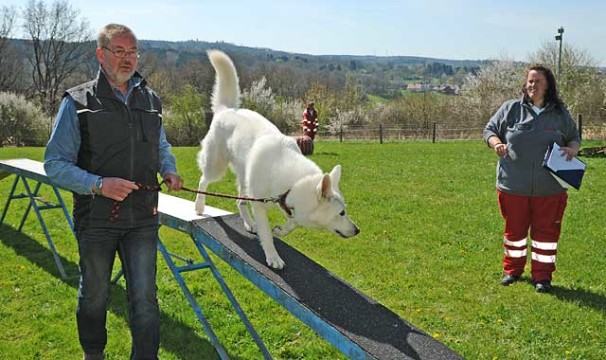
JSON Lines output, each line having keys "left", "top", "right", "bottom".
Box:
{"left": 432, "top": 122, "right": 436, "bottom": 143}
{"left": 379, "top": 124, "right": 383, "bottom": 144}
{"left": 339, "top": 124, "right": 343, "bottom": 143}
{"left": 577, "top": 114, "right": 583, "bottom": 142}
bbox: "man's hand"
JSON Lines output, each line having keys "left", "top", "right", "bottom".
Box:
{"left": 163, "top": 173, "right": 183, "bottom": 191}
{"left": 100, "top": 178, "right": 139, "bottom": 201}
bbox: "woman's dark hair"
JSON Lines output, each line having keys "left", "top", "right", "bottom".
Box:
{"left": 522, "top": 64, "right": 564, "bottom": 108}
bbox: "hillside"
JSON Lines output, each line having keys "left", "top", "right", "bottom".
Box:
{"left": 7, "top": 38, "right": 484, "bottom": 99}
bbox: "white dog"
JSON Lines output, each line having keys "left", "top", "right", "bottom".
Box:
{"left": 194, "top": 50, "right": 360, "bottom": 269}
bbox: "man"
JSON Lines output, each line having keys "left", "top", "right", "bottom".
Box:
{"left": 44, "top": 24, "right": 182, "bottom": 359}
{"left": 302, "top": 101, "right": 319, "bottom": 140}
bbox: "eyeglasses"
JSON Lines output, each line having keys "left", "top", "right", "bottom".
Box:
{"left": 102, "top": 47, "right": 140, "bottom": 59}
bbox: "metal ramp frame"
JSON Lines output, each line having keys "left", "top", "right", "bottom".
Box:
{"left": 153, "top": 194, "right": 272, "bottom": 359}
{"left": 0, "top": 159, "right": 74, "bottom": 279}
{"left": 1, "top": 158, "right": 463, "bottom": 359}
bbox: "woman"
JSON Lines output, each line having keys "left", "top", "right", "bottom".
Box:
{"left": 483, "top": 64, "right": 580, "bottom": 293}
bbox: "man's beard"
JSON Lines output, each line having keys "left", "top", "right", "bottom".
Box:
{"left": 103, "top": 65, "right": 134, "bottom": 87}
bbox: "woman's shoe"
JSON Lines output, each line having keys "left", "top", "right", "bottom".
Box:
{"left": 501, "top": 274, "right": 520, "bottom": 286}
{"left": 535, "top": 281, "right": 552, "bottom": 293}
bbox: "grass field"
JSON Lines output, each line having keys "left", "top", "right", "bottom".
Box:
{"left": 1, "top": 141, "right": 605, "bottom": 359}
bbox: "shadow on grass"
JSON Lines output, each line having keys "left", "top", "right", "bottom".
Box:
{"left": 551, "top": 286, "right": 606, "bottom": 313}
{"left": 311, "top": 151, "right": 340, "bottom": 157}
{"left": 520, "top": 278, "right": 606, "bottom": 313}
{"left": 0, "top": 224, "right": 248, "bottom": 360}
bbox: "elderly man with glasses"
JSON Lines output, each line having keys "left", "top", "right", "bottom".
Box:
{"left": 44, "top": 23, "right": 183, "bottom": 360}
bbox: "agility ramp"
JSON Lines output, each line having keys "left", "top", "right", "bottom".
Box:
{"left": 1, "top": 158, "right": 462, "bottom": 359}
{"left": 183, "top": 214, "right": 462, "bottom": 360}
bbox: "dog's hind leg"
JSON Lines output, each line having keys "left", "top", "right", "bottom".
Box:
{"left": 252, "top": 203, "right": 285, "bottom": 269}
{"left": 195, "top": 145, "right": 228, "bottom": 215}
{"left": 194, "top": 176, "right": 212, "bottom": 215}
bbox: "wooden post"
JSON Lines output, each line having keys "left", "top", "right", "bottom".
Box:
{"left": 379, "top": 124, "right": 383, "bottom": 144}
{"left": 432, "top": 122, "right": 436, "bottom": 143}
{"left": 339, "top": 123, "right": 343, "bottom": 143}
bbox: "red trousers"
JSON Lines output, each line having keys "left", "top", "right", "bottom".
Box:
{"left": 497, "top": 190, "right": 568, "bottom": 282}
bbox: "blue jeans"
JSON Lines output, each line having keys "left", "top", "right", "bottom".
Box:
{"left": 75, "top": 225, "right": 159, "bottom": 359}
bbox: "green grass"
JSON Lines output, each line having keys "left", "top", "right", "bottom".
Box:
{"left": 1, "top": 141, "right": 605, "bottom": 359}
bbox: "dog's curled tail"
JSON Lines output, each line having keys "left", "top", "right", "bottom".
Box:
{"left": 208, "top": 50, "right": 240, "bottom": 113}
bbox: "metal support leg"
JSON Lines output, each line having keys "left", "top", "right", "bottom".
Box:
{"left": 157, "top": 234, "right": 273, "bottom": 359}
{"left": 19, "top": 176, "right": 68, "bottom": 279}
{"left": 0, "top": 175, "right": 20, "bottom": 226}
{"left": 1, "top": 174, "right": 74, "bottom": 279}
{"left": 189, "top": 234, "right": 272, "bottom": 359}
{"left": 157, "top": 237, "right": 230, "bottom": 359}
{"left": 18, "top": 180, "right": 42, "bottom": 231}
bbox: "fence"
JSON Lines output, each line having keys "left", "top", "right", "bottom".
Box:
{"left": 309, "top": 115, "right": 606, "bottom": 143}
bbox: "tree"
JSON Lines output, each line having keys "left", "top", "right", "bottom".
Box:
{"left": 0, "top": 6, "right": 22, "bottom": 91}
{"left": 0, "top": 91, "right": 47, "bottom": 146}
{"left": 21, "top": 0, "right": 93, "bottom": 126}
{"left": 461, "top": 59, "right": 525, "bottom": 127}
{"left": 164, "top": 84, "right": 208, "bottom": 146}
{"left": 529, "top": 42, "right": 605, "bottom": 125}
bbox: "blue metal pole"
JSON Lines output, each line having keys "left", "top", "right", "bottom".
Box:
{"left": 0, "top": 175, "right": 19, "bottom": 225}
{"left": 156, "top": 237, "right": 230, "bottom": 359}
{"left": 19, "top": 176, "right": 67, "bottom": 279}
{"left": 190, "top": 233, "right": 273, "bottom": 359}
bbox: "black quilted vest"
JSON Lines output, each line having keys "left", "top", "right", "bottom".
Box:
{"left": 67, "top": 70, "right": 162, "bottom": 229}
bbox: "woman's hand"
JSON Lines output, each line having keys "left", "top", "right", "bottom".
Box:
{"left": 559, "top": 146, "right": 578, "bottom": 161}
{"left": 494, "top": 143, "right": 508, "bottom": 157}
{"left": 559, "top": 141, "right": 580, "bottom": 161}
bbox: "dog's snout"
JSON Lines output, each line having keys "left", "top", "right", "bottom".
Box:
{"left": 354, "top": 227, "right": 360, "bottom": 235}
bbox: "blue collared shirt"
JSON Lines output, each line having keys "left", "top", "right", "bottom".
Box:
{"left": 44, "top": 76, "right": 177, "bottom": 195}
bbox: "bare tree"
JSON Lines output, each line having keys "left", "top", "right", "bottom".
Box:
{"left": 0, "top": 6, "right": 22, "bottom": 91}
{"left": 22, "top": 0, "right": 93, "bottom": 124}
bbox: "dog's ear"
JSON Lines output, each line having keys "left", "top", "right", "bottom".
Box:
{"left": 329, "top": 165, "right": 342, "bottom": 186}
{"left": 317, "top": 173, "right": 334, "bottom": 199}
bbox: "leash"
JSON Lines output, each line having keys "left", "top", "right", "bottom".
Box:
{"left": 179, "top": 185, "right": 293, "bottom": 217}
{"left": 108, "top": 181, "right": 293, "bottom": 222}
{"left": 109, "top": 181, "right": 167, "bottom": 222}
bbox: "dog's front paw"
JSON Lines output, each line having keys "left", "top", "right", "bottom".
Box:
{"left": 272, "top": 225, "right": 288, "bottom": 237}
{"left": 265, "top": 254, "right": 285, "bottom": 270}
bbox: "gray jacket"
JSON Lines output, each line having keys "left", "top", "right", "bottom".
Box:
{"left": 483, "top": 97, "right": 580, "bottom": 196}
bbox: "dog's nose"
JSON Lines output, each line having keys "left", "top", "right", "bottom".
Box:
{"left": 354, "top": 227, "right": 360, "bottom": 235}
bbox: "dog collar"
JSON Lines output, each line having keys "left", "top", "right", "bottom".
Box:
{"left": 277, "top": 190, "right": 293, "bottom": 217}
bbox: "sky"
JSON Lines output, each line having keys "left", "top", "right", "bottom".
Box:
{"left": 3, "top": 0, "right": 606, "bottom": 66}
